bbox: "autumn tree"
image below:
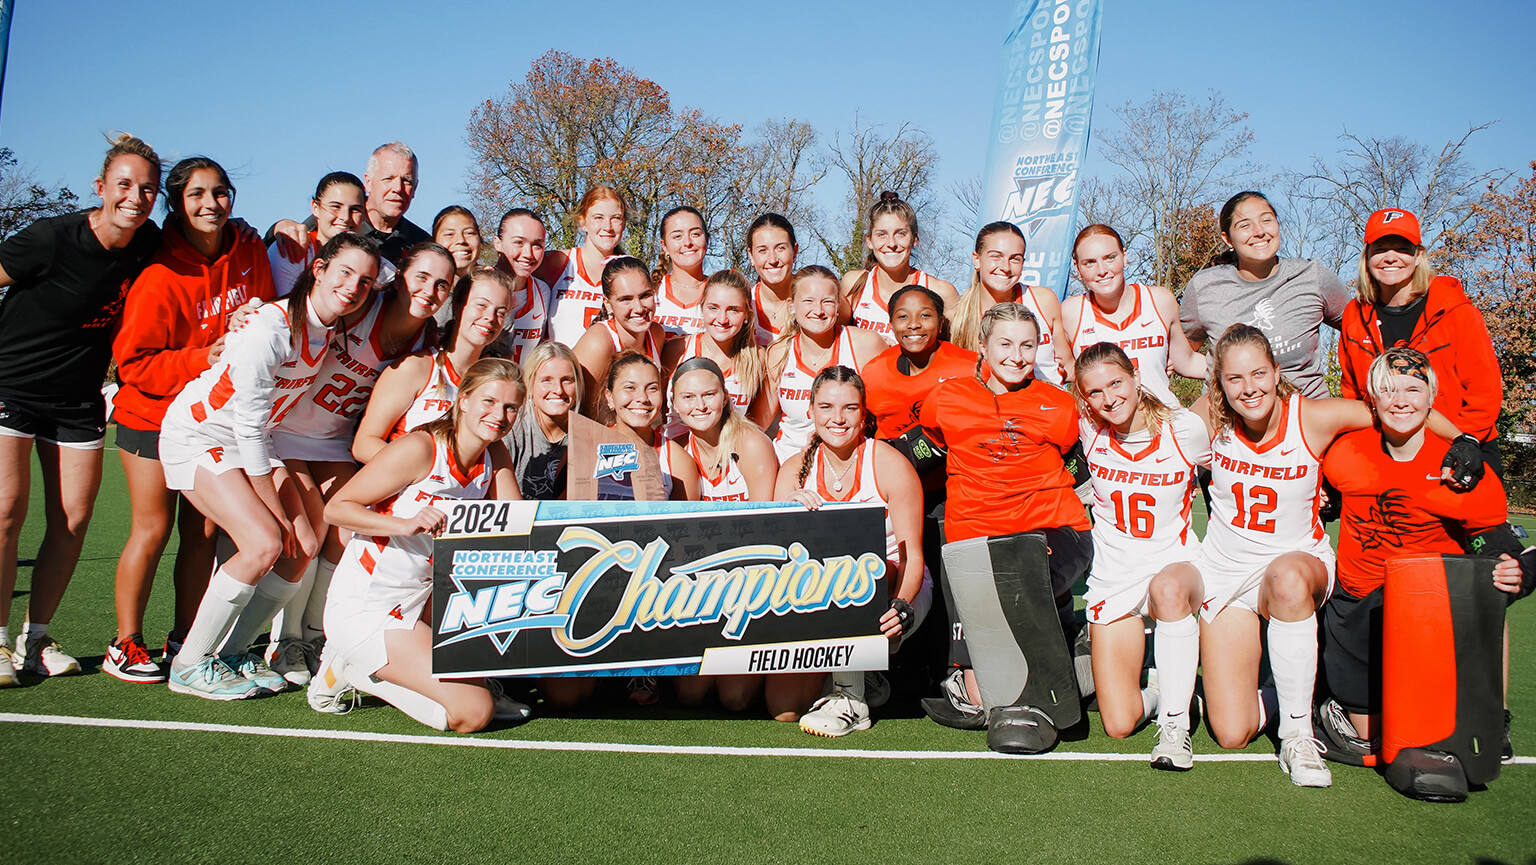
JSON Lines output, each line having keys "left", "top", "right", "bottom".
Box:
{"left": 1435, "top": 162, "right": 1536, "bottom": 435}
{"left": 464, "top": 51, "right": 750, "bottom": 264}
{"left": 1082, "top": 91, "right": 1263, "bottom": 290}
{"left": 0, "top": 148, "right": 77, "bottom": 240}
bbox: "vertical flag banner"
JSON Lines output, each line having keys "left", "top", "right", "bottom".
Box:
{"left": 977, "top": 0, "right": 1103, "bottom": 299}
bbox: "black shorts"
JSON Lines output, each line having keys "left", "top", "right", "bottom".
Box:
{"left": 1321, "top": 585, "right": 1383, "bottom": 716}
{"left": 115, "top": 422, "right": 160, "bottom": 460}
{"left": 0, "top": 392, "right": 107, "bottom": 448}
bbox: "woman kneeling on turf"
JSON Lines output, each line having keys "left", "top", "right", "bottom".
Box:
{"left": 775, "top": 365, "right": 929, "bottom": 735}
{"left": 1318, "top": 347, "right": 1530, "bottom": 764}
{"left": 309, "top": 358, "right": 528, "bottom": 732}
{"left": 1074, "top": 342, "right": 1211, "bottom": 769}
{"left": 1194, "top": 324, "right": 1480, "bottom": 787}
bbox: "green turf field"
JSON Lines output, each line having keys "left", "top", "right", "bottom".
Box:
{"left": 4, "top": 448, "right": 1534, "bottom": 864}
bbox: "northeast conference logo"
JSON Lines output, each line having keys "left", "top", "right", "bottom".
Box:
{"left": 594, "top": 442, "right": 639, "bottom": 481}
{"left": 435, "top": 527, "right": 885, "bottom": 656}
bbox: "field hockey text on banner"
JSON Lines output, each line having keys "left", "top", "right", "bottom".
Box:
{"left": 431, "top": 500, "right": 890, "bottom": 678}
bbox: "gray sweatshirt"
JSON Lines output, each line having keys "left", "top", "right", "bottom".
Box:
{"left": 1179, "top": 258, "right": 1351, "bottom": 399}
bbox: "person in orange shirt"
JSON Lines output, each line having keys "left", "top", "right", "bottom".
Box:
{"left": 919, "top": 302, "right": 1091, "bottom": 732}
{"left": 1337, "top": 208, "right": 1504, "bottom": 476}
{"left": 1320, "top": 347, "right": 1529, "bottom": 764}
{"left": 106, "top": 156, "right": 275, "bottom": 684}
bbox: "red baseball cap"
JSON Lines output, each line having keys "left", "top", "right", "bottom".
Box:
{"left": 1364, "top": 208, "right": 1422, "bottom": 246}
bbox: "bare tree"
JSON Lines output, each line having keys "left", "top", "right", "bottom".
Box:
{"left": 1088, "top": 90, "right": 1264, "bottom": 289}
{"left": 714, "top": 118, "right": 827, "bottom": 273}
{"left": 816, "top": 115, "right": 942, "bottom": 275}
{"left": 1286, "top": 124, "right": 1503, "bottom": 269}
{"left": 0, "top": 148, "right": 77, "bottom": 241}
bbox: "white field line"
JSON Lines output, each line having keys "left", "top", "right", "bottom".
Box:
{"left": 3, "top": 712, "right": 1532, "bottom": 764}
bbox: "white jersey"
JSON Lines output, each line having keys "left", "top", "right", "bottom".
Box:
{"left": 653, "top": 274, "right": 704, "bottom": 337}
{"left": 595, "top": 439, "right": 674, "bottom": 500}
{"left": 801, "top": 439, "right": 898, "bottom": 562}
{"left": 498, "top": 275, "right": 551, "bottom": 364}
{"left": 388, "top": 349, "right": 462, "bottom": 443}
{"left": 328, "top": 436, "right": 493, "bottom": 619}
{"left": 1014, "top": 283, "right": 1064, "bottom": 386}
{"left": 160, "top": 300, "right": 331, "bottom": 476}
{"left": 773, "top": 328, "right": 855, "bottom": 462}
{"left": 687, "top": 433, "right": 750, "bottom": 502}
{"left": 595, "top": 318, "right": 662, "bottom": 367}
{"left": 1204, "top": 394, "right": 1327, "bottom": 565}
{"left": 850, "top": 269, "right": 932, "bottom": 345}
{"left": 277, "top": 293, "right": 427, "bottom": 446}
{"left": 752, "top": 282, "right": 788, "bottom": 346}
{"left": 1070, "top": 282, "right": 1175, "bottom": 405}
{"left": 546, "top": 249, "right": 606, "bottom": 346}
{"left": 1080, "top": 409, "right": 1210, "bottom": 622}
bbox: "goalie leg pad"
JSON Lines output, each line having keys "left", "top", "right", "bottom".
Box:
{"left": 1382, "top": 554, "right": 1505, "bottom": 793}
{"left": 941, "top": 531, "right": 1081, "bottom": 730}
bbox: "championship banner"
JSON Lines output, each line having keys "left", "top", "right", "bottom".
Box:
{"left": 977, "top": 0, "right": 1103, "bottom": 298}
{"left": 431, "top": 500, "right": 890, "bottom": 678}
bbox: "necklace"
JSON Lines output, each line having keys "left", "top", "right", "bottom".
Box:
{"left": 820, "top": 445, "right": 856, "bottom": 493}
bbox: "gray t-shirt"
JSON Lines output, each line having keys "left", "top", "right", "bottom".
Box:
{"left": 505, "top": 406, "right": 567, "bottom": 500}
{"left": 1180, "top": 257, "right": 1350, "bottom": 399}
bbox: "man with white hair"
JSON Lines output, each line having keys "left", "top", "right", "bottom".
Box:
{"left": 268, "top": 141, "right": 429, "bottom": 270}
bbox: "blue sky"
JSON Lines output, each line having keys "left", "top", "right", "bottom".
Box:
{"left": 2, "top": 0, "right": 1530, "bottom": 246}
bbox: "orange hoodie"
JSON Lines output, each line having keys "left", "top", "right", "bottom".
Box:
{"left": 112, "top": 225, "right": 276, "bottom": 431}
{"left": 1337, "top": 275, "right": 1502, "bottom": 442}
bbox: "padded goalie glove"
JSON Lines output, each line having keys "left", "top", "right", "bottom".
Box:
{"left": 1441, "top": 434, "right": 1485, "bottom": 491}
{"left": 1464, "top": 524, "right": 1534, "bottom": 603}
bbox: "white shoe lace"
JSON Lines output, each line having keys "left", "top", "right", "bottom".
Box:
{"left": 1283, "top": 735, "right": 1329, "bottom": 770}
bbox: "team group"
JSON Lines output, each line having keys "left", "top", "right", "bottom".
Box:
{"left": 0, "top": 136, "right": 1528, "bottom": 791}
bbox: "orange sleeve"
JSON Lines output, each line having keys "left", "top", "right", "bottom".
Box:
{"left": 1337, "top": 303, "right": 1366, "bottom": 402}
{"left": 1447, "top": 302, "right": 1502, "bottom": 441}
{"left": 113, "top": 273, "right": 208, "bottom": 399}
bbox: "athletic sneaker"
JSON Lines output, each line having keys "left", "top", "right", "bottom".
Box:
{"left": 799, "top": 689, "right": 871, "bottom": 737}
{"left": 168, "top": 657, "right": 260, "bottom": 701}
{"left": 223, "top": 652, "right": 289, "bottom": 694}
{"left": 1150, "top": 721, "right": 1194, "bottom": 771}
{"left": 1278, "top": 735, "right": 1333, "bottom": 788}
{"left": 626, "top": 676, "right": 660, "bottom": 706}
{"left": 15, "top": 632, "right": 81, "bottom": 677}
{"left": 487, "top": 679, "right": 532, "bottom": 723}
{"left": 266, "top": 638, "right": 313, "bottom": 687}
{"left": 306, "top": 661, "right": 360, "bottom": 715}
{"left": 104, "top": 633, "right": 166, "bottom": 684}
{"left": 1315, "top": 698, "right": 1373, "bottom": 766}
{"left": 0, "top": 644, "right": 16, "bottom": 687}
{"left": 922, "top": 667, "right": 987, "bottom": 730}
{"left": 305, "top": 635, "right": 325, "bottom": 677}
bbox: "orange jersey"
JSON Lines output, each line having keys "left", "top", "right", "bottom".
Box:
{"left": 920, "top": 373, "right": 1088, "bottom": 542}
{"left": 863, "top": 341, "right": 977, "bottom": 439}
{"left": 1324, "top": 428, "right": 1509, "bottom": 597}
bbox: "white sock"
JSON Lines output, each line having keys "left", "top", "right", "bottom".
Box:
{"left": 832, "top": 670, "right": 865, "bottom": 702}
{"left": 0, "top": 625, "right": 10, "bottom": 646}
{"left": 1140, "top": 686, "right": 1160, "bottom": 726}
{"left": 270, "top": 558, "right": 319, "bottom": 642}
{"left": 347, "top": 662, "right": 449, "bottom": 731}
{"left": 1267, "top": 614, "right": 1319, "bottom": 739}
{"left": 218, "top": 571, "right": 302, "bottom": 658}
{"left": 176, "top": 569, "right": 255, "bottom": 669}
{"left": 22, "top": 621, "right": 47, "bottom": 642}
{"left": 302, "top": 558, "right": 337, "bottom": 642}
{"left": 1154, "top": 614, "right": 1199, "bottom": 731}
